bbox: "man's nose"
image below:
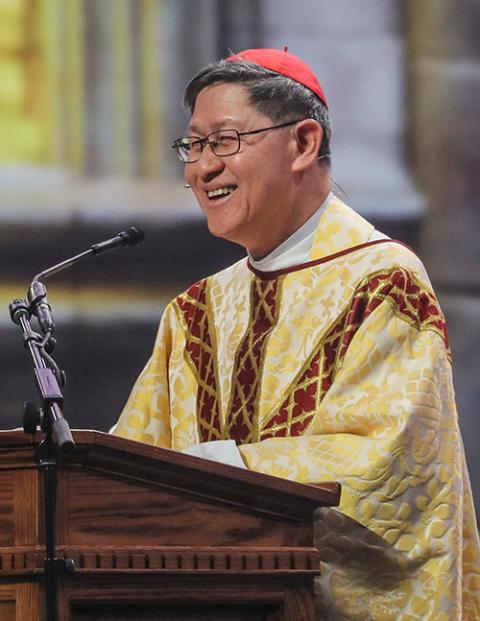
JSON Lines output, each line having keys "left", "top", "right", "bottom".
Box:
{"left": 197, "top": 142, "right": 224, "bottom": 177}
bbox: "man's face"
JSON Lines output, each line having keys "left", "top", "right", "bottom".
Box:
{"left": 184, "top": 82, "right": 299, "bottom": 258}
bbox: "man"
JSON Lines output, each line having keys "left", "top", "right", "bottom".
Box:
{"left": 113, "top": 48, "right": 479, "bottom": 619}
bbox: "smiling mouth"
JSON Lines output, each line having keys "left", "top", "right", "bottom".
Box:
{"left": 207, "top": 186, "right": 237, "bottom": 200}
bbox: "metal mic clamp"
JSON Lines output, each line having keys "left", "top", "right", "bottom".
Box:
{"left": 10, "top": 298, "right": 31, "bottom": 325}
{"left": 27, "top": 281, "right": 55, "bottom": 335}
{"left": 10, "top": 298, "right": 49, "bottom": 351}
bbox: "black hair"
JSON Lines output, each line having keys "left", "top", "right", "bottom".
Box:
{"left": 183, "top": 59, "right": 331, "bottom": 163}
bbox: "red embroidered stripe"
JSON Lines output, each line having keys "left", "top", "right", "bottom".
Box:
{"left": 226, "top": 278, "right": 281, "bottom": 443}
{"left": 260, "top": 267, "right": 450, "bottom": 440}
{"left": 176, "top": 280, "right": 222, "bottom": 442}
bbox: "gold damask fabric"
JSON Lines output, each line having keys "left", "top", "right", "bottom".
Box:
{"left": 113, "top": 197, "right": 480, "bottom": 620}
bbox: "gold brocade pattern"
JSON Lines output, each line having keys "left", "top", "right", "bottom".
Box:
{"left": 260, "top": 267, "right": 450, "bottom": 440}
{"left": 113, "top": 198, "right": 480, "bottom": 620}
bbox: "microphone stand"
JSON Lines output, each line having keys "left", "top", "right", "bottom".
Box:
{"left": 8, "top": 226, "right": 145, "bottom": 621}
{"left": 9, "top": 300, "right": 74, "bottom": 621}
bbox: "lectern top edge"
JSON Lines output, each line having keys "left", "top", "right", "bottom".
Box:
{"left": 0, "top": 429, "right": 341, "bottom": 520}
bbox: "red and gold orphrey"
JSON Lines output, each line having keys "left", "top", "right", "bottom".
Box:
{"left": 176, "top": 266, "right": 450, "bottom": 444}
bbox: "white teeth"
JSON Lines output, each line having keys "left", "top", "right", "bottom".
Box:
{"left": 207, "top": 186, "right": 235, "bottom": 198}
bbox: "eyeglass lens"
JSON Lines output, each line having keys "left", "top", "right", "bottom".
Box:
{"left": 176, "top": 130, "right": 240, "bottom": 162}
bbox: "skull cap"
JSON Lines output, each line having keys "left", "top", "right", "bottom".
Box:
{"left": 226, "top": 47, "right": 328, "bottom": 109}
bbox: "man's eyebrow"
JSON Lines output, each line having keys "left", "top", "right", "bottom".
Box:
{"left": 187, "top": 118, "right": 238, "bottom": 134}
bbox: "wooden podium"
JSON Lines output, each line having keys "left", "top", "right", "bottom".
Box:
{"left": 0, "top": 430, "right": 340, "bottom": 620}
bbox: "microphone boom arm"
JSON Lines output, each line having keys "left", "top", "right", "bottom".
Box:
{"left": 28, "top": 226, "right": 145, "bottom": 335}
{"left": 33, "top": 248, "right": 92, "bottom": 283}
{"left": 33, "top": 225, "right": 145, "bottom": 283}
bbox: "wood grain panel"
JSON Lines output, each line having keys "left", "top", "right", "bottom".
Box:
{"left": 0, "top": 471, "right": 14, "bottom": 546}
{"left": 16, "top": 583, "right": 41, "bottom": 621}
{"left": 14, "top": 470, "right": 39, "bottom": 545}
{"left": 0, "top": 602, "right": 15, "bottom": 621}
{"left": 0, "top": 582, "right": 41, "bottom": 621}
{"left": 62, "top": 470, "right": 308, "bottom": 548}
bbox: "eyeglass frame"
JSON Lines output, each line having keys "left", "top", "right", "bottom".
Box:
{"left": 172, "top": 119, "right": 307, "bottom": 163}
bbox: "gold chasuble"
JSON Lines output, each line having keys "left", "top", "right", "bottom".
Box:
{"left": 113, "top": 197, "right": 480, "bottom": 620}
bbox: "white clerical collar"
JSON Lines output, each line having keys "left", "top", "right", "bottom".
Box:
{"left": 248, "top": 192, "right": 332, "bottom": 272}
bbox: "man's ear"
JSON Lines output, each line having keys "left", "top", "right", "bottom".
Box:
{"left": 291, "top": 119, "right": 323, "bottom": 173}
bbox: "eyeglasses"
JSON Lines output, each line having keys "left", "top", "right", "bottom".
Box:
{"left": 172, "top": 119, "right": 305, "bottom": 163}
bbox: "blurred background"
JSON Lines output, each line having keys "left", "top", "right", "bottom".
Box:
{"left": 0, "top": 0, "right": 478, "bottom": 516}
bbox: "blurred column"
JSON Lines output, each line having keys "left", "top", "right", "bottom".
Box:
{"left": 407, "top": 0, "right": 480, "bottom": 510}
{"left": 84, "top": 0, "right": 135, "bottom": 177}
{"left": 137, "top": 0, "right": 164, "bottom": 178}
{"left": 261, "top": 0, "right": 423, "bottom": 238}
{"left": 408, "top": 0, "right": 480, "bottom": 287}
{"left": 216, "top": 0, "right": 262, "bottom": 57}
{"left": 59, "top": 0, "right": 86, "bottom": 173}
{"left": 159, "top": 0, "right": 219, "bottom": 178}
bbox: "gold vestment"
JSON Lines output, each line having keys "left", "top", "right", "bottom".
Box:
{"left": 114, "top": 197, "right": 480, "bottom": 620}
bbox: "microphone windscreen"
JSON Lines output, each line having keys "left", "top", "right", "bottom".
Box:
{"left": 123, "top": 227, "right": 145, "bottom": 246}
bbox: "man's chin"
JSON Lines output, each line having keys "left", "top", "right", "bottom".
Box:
{"left": 205, "top": 220, "right": 246, "bottom": 249}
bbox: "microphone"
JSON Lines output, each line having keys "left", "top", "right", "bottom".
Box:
{"left": 90, "top": 226, "right": 145, "bottom": 255}
{"left": 27, "top": 226, "right": 145, "bottom": 334}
